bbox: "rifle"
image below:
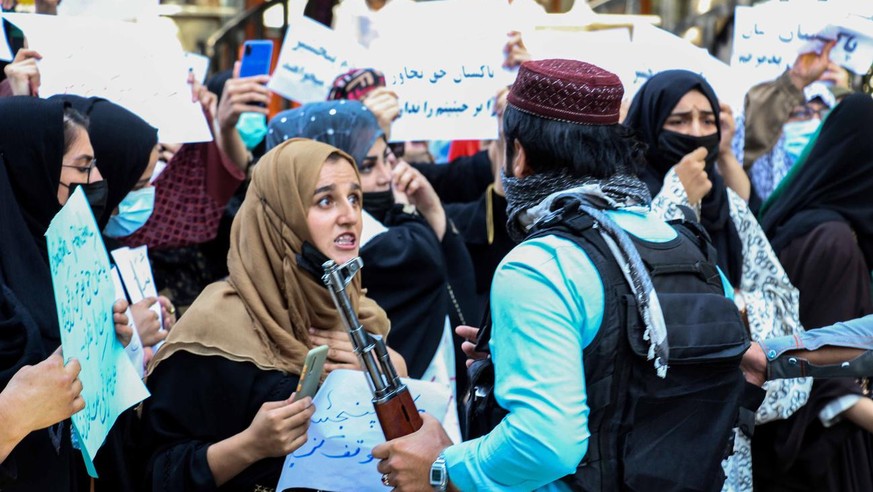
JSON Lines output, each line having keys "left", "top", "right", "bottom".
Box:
{"left": 322, "top": 258, "right": 423, "bottom": 440}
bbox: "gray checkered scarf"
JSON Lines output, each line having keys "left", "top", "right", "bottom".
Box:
{"left": 503, "top": 171, "right": 670, "bottom": 377}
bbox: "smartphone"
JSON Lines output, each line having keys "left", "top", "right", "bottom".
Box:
{"left": 239, "top": 40, "right": 274, "bottom": 78}
{"left": 293, "top": 345, "right": 329, "bottom": 401}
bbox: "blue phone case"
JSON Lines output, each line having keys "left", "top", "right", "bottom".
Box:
{"left": 239, "top": 40, "right": 273, "bottom": 78}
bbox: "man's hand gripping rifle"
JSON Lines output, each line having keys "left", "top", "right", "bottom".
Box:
{"left": 322, "top": 258, "right": 423, "bottom": 440}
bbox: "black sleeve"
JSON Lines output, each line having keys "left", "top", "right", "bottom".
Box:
{"left": 364, "top": 209, "right": 446, "bottom": 276}
{"left": 0, "top": 459, "right": 16, "bottom": 489}
{"left": 361, "top": 212, "right": 448, "bottom": 378}
{"left": 141, "top": 352, "right": 297, "bottom": 492}
{"left": 440, "top": 216, "right": 478, "bottom": 328}
{"left": 410, "top": 151, "right": 493, "bottom": 204}
{"left": 0, "top": 283, "right": 45, "bottom": 390}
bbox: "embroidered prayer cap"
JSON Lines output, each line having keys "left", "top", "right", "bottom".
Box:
{"left": 508, "top": 59, "right": 624, "bottom": 125}
{"left": 327, "top": 68, "right": 386, "bottom": 101}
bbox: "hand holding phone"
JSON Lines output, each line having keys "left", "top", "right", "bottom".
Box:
{"left": 293, "top": 345, "right": 329, "bottom": 401}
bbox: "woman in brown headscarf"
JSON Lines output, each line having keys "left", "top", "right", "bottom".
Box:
{"left": 141, "top": 139, "right": 391, "bottom": 491}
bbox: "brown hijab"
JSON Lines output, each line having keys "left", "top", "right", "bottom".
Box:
{"left": 148, "top": 138, "right": 389, "bottom": 375}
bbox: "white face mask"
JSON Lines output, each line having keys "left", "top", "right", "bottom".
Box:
{"left": 102, "top": 186, "right": 155, "bottom": 238}
{"left": 781, "top": 119, "right": 821, "bottom": 162}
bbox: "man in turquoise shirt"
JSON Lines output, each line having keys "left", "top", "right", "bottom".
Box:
{"left": 372, "top": 59, "right": 743, "bottom": 491}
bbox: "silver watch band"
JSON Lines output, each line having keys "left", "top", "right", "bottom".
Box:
{"left": 430, "top": 452, "right": 448, "bottom": 491}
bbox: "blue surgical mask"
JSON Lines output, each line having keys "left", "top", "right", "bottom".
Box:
{"left": 236, "top": 112, "right": 268, "bottom": 150}
{"left": 103, "top": 186, "right": 155, "bottom": 238}
{"left": 782, "top": 119, "right": 821, "bottom": 162}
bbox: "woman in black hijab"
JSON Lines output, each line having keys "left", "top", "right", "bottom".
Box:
{"left": 754, "top": 93, "right": 873, "bottom": 492}
{"left": 48, "top": 95, "right": 164, "bottom": 492}
{"left": 0, "top": 96, "right": 128, "bottom": 491}
{"left": 624, "top": 69, "right": 744, "bottom": 284}
{"left": 624, "top": 70, "right": 811, "bottom": 491}
{"left": 761, "top": 93, "right": 873, "bottom": 327}
{"left": 50, "top": 95, "right": 159, "bottom": 233}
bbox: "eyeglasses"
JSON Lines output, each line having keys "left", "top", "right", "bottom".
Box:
{"left": 62, "top": 158, "right": 98, "bottom": 184}
{"left": 789, "top": 104, "right": 830, "bottom": 121}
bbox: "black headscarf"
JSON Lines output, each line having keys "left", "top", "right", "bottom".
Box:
{"left": 0, "top": 97, "right": 65, "bottom": 348}
{"left": 761, "top": 93, "right": 873, "bottom": 267}
{"left": 49, "top": 95, "right": 158, "bottom": 229}
{"left": 0, "top": 97, "right": 65, "bottom": 245}
{"left": 0, "top": 165, "right": 46, "bottom": 384}
{"left": 624, "top": 70, "right": 743, "bottom": 287}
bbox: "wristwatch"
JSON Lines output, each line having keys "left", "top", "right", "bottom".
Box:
{"left": 429, "top": 451, "right": 448, "bottom": 491}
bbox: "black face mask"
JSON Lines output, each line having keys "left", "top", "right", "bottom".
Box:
{"left": 652, "top": 130, "right": 720, "bottom": 175}
{"left": 363, "top": 190, "right": 395, "bottom": 223}
{"left": 296, "top": 241, "right": 332, "bottom": 283}
{"left": 69, "top": 180, "right": 109, "bottom": 222}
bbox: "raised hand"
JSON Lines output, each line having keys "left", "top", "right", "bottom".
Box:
{"left": 363, "top": 87, "right": 400, "bottom": 139}
{"left": 673, "top": 147, "right": 712, "bottom": 205}
{"left": 217, "top": 61, "right": 271, "bottom": 132}
{"left": 391, "top": 160, "right": 446, "bottom": 239}
{"left": 789, "top": 40, "right": 836, "bottom": 90}
{"left": 4, "top": 49, "right": 42, "bottom": 96}
{"left": 504, "top": 31, "right": 531, "bottom": 68}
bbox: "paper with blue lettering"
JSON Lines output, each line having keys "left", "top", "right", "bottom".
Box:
{"left": 803, "top": 16, "right": 873, "bottom": 75}
{"left": 268, "top": 15, "right": 367, "bottom": 104}
{"left": 46, "top": 188, "right": 150, "bottom": 478}
{"left": 730, "top": 2, "right": 873, "bottom": 88}
{"left": 276, "top": 369, "right": 455, "bottom": 492}
{"left": 377, "top": 33, "right": 511, "bottom": 142}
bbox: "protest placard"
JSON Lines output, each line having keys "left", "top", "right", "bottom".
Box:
{"left": 46, "top": 188, "right": 149, "bottom": 477}
{"left": 276, "top": 369, "right": 456, "bottom": 492}
{"left": 0, "top": 13, "right": 211, "bottom": 144}
{"left": 268, "top": 15, "right": 366, "bottom": 104}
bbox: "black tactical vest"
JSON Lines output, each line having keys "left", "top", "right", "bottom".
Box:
{"left": 465, "top": 205, "right": 752, "bottom": 492}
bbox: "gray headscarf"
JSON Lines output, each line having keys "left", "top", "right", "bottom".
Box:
{"left": 267, "top": 100, "right": 383, "bottom": 167}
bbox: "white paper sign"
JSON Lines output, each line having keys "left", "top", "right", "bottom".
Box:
{"left": 57, "top": 0, "right": 159, "bottom": 21}
{"left": 184, "top": 52, "right": 211, "bottom": 84}
{"left": 276, "top": 370, "right": 455, "bottom": 492}
{"left": 729, "top": 3, "right": 873, "bottom": 86}
{"left": 268, "top": 15, "right": 366, "bottom": 104}
{"left": 808, "top": 17, "right": 873, "bottom": 74}
{"left": 524, "top": 28, "right": 631, "bottom": 61}
{"left": 630, "top": 24, "right": 742, "bottom": 111}
{"left": 377, "top": 33, "right": 510, "bottom": 142}
{"left": 111, "top": 266, "right": 144, "bottom": 378}
{"left": 0, "top": 13, "right": 212, "bottom": 144}
{"left": 111, "top": 245, "right": 163, "bottom": 345}
{"left": 360, "top": 210, "right": 388, "bottom": 247}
